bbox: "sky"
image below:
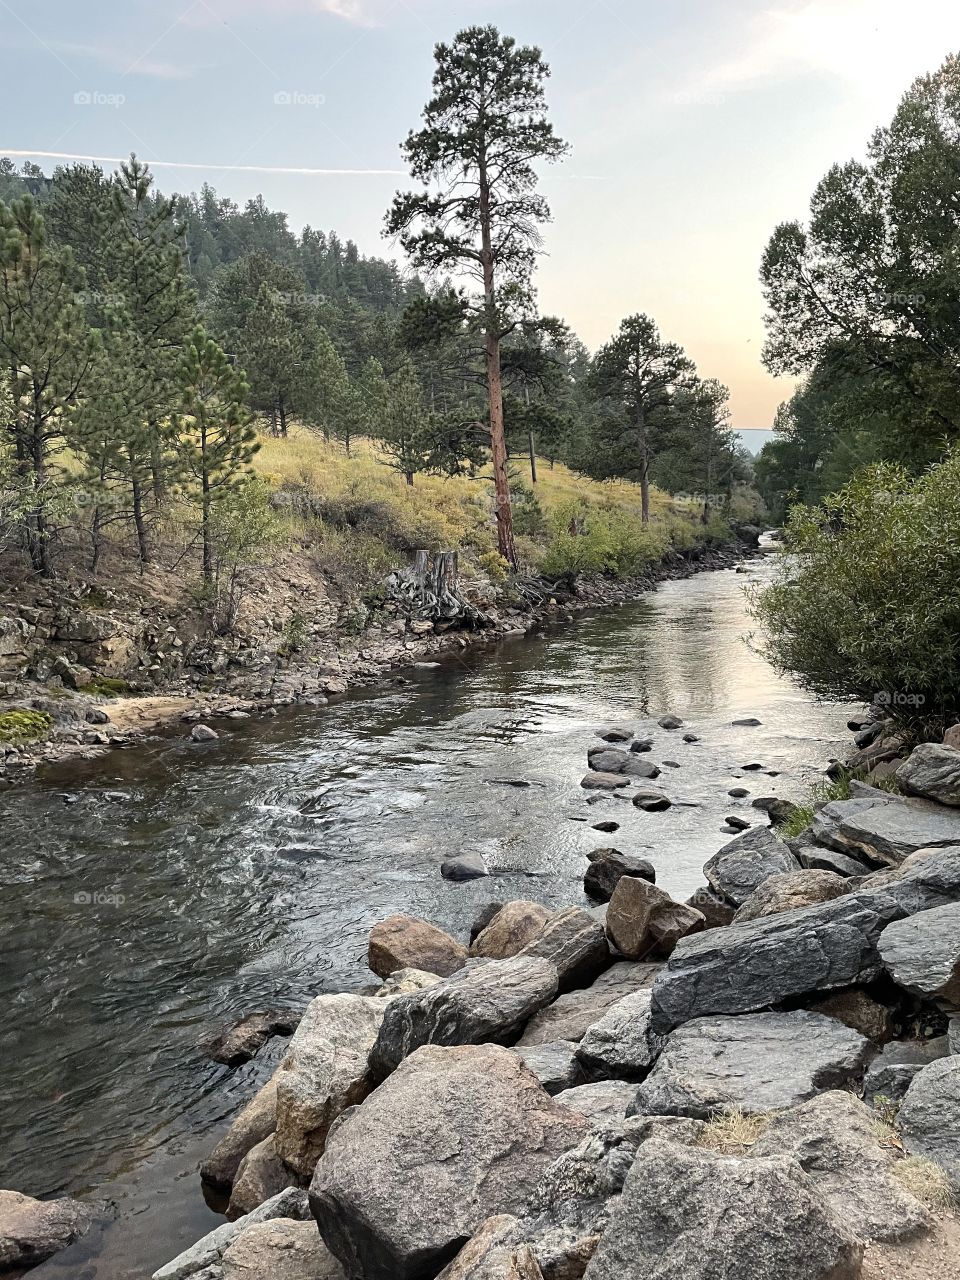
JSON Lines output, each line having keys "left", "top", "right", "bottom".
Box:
{"left": 1, "top": 0, "right": 958, "bottom": 428}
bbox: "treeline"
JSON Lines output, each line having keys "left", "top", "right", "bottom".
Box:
{"left": 754, "top": 53, "right": 960, "bottom": 519}
{"left": 0, "top": 26, "right": 753, "bottom": 595}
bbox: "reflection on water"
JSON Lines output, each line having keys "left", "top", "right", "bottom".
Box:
{"left": 0, "top": 558, "right": 851, "bottom": 1278}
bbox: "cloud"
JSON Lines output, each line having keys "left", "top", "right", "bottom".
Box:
{"left": 1, "top": 149, "right": 404, "bottom": 177}
{"left": 51, "top": 40, "right": 200, "bottom": 80}
{"left": 179, "top": 0, "right": 387, "bottom": 27}
{"left": 684, "top": 0, "right": 958, "bottom": 108}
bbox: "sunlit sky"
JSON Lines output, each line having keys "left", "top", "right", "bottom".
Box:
{"left": 2, "top": 1, "right": 958, "bottom": 427}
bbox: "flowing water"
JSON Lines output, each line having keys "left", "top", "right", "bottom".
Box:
{"left": 0, "top": 553, "right": 852, "bottom": 1278}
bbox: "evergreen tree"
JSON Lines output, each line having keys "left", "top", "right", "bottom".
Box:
{"left": 238, "top": 283, "right": 299, "bottom": 435}
{"left": 386, "top": 25, "right": 569, "bottom": 566}
{"left": 0, "top": 196, "right": 100, "bottom": 574}
{"left": 175, "top": 327, "right": 258, "bottom": 585}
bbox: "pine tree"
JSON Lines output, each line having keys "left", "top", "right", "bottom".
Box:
{"left": 299, "top": 326, "right": 350, "bottom": 443}
{"left": 175, "top": 327, "right": 258, "bottom": 585}
{"left": 0, "top": 196, "right": 100, "bottom": 574}
{"left": 379, "top": 359, "right": 430, "bottom": 484}
{"left": 239, "top": 283, "right": 299, "bottom": 435}
{"left": 386, "top": 25, "right": 568, "bottom": 566}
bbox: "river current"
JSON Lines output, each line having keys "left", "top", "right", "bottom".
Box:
{"left": 0, "top": 553, "right": 852, "bottom": 1277}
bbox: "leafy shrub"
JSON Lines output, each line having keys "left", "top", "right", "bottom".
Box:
{"left": 510, "top": 480, "right": 545, "bottom": 537}
{"left": 540, "top": 502, "right": 664, "bottom": 581}
{"left": 750, "top": 453, "right": 960, "bottom": 734}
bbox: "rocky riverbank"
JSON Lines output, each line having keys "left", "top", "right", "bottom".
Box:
{"left": 0, "top": 534, "right": 759, "bottom": 779}
{"left": 9, "top": 709, "right": 959, "bottom": 1278}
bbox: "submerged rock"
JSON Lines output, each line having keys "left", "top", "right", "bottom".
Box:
{"left": 309, "top": 1044, "right": 588, "bottom": 1280}
{"left": 583, "top": 848, "right": 655, "bottom": 903}
{"left": 441, "top": 851, "right": 489, "bottom": 881}
{"left": 201, "top": 1010, "right": 301, "bottom": 1068}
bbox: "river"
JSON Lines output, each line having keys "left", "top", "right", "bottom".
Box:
{"left": 0, "top": 554, "right": 852, "bottom": 1278}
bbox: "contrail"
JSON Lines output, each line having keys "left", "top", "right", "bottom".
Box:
{"left": 0, "top": 149, "right": 404, "bottom": 177}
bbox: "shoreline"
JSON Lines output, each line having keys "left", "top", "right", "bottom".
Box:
{"left": 0, "top": 537, "right": 763, "bottom": 780}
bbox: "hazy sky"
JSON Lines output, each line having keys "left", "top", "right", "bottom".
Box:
{"left": 2, "top": 0, "right": 958, "bottom": 426}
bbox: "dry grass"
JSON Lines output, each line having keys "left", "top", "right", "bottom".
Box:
{"left": 894, "top": 1157, "right": 957, "bottom": 1211}
{"left": 696, "top": 1109, "right": 771, "bottom": 1154}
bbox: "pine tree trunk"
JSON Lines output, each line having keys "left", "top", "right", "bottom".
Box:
{"left": 479, "top": 156, "right": 516, "bottom": 568}
{"left": 637, "top": 404, "right": 650, "bottom": 524}
{"left": 27, "top": 412, "right": 50, "bottom": 576}
{"left": 405, "top": 471, "right": 414, "bottom": 487}
{"left": 528, "top": 430, "right": 538, "bottom": 484}
{"left": 131, "top": 470, "right": 150, "bottom": 567}
{"left": 149, "top": 418, "right": 165, "bottom": 507}
{"left": 201, "top": 469, "right": 213, "bottom": 586}
{"left": 278, "top": 396, "right": 288, "bottom": 438}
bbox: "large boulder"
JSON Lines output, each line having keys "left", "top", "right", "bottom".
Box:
{"left": 703, "top": 827, "right": 799, "bottom": 907}
{"left": 581, "top": 1139, "right": 863, "bottom": 1280}
{"left": 221, "top": 1218, "right": 344, "bottom": 1280}
{"left": 275, "top": 994, "right": 388, "bottom": 1178}
{"left": 574, "top": 989, "right": 665, "bottom": 1081}
{"left": 733, "top": 869, "right": 849, "bottom": 922}
{"left": 896, "top": 743, "right": 960, "bottom": 806}
{"left": 471, "top": 902, "right": 553, "bottom": 960}
{"left": 752, "top": 1091, "right": 928, "bottom": 1243}
{"left": 369, "top": 956, "right": 559, "bottom": 1079}
{"left": 227, "top": 1136, "right": 297, "bottom": 1220}
{"left": 0, "top": 1191, "right": 93, "bottom": 1270}
{"left": 805, "top": 988, "right": 894, "bottom": 1044}
{"left": 898, "top": 1056, "right": 960, "bottom": 1191}
{"left": 518, "top": 962, "right": 660, "bottom": 1046}
{"left": 650, "top": 890, "right": 905, "bottom": 1032}
{"left": 309, "top": 1044, "right": 589, "bottom": 1280}
{"left": 368, "top": 915, "right": 468, "bottom": 979}
{"left": 878, "top": 901, "right": 960, "bottom": 1005}
{"left": 435, "top": 1216, "right": 542, "bottom": 1280}
{"left": 201, "top": 1077, "right": 279, "bottom": 1190}
{"left": 861, "top": 1036, "right": 951, "bottom": 1104}
{"left": 630, "top": 1011, "right": 871, "bottom": 1117}
{"left": 518, "top": 908, "right": 611, "bottom": 992}
{"left": 810, "top": 794, "right": 960, "bottom": 866}
{"left": 583, "top": 849, "right": 655, "bottom": 903}
{"left": 605, "top": 878, "right": 704, "bottom": 960}
{"left": 513, "top": 1041, "right": 584, "bottom": 1095}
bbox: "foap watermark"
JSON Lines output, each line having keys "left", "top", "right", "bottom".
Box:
{"left": 74, "top": 888, "right": 126, "bottom": 907}
{"left": 875, "top": 691, "right": 926, "bottom": 710}
{"left": 882, "top": 291, "right": 926, "bottom": 307}
{"left": 273, "top": 90, "right": 326, "bottom": 108}
{"left": 75, "top": 289, "right": 125, "bottom": 308}
{"left": 672, "top": 90, "right": 725, "bottom": 107}
{"left": 279, "top": 291, "right": 328, "bottom": 308}
{"left": 74, "top": 90, "right": 126, "bottom": 108}
{"left": 674, "top": 492, "right": 728, "bottom": 507}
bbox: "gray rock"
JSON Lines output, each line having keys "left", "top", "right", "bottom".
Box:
{"left": 877, "top": 843, "right": 960, "bottom": 914}
{"left": 650, "top": 890, "right": 904, "bottom": 1032}
{"left": 309, "top": 1044, "right": 589, "bottom": 1280}
{"left": 514, "top": 1040, "right": 584, "bottom": 1095}
{"left": 811, "top": 794, "right": 960, "bottom": 866}
{"left": 657, "top": 715, "right": 683, "bottom": 729}
{"left": 751, "top": 1090, "right": 928, "bottom": 1243}
{"left": 862, "top": 1037, "right": 951, "bottom": 1104}
{"left": 575, "top": 990, "right": 666, "bottom": 1081}
{"left": 586, "top": 747, "right": 631, "bottom": 773}
{"left": 369, "top": 956, "right": 559, "bottom": 1079}
{"left": 631, "top": 1011, "right": 871, "bottom": 1117}
{"left": 227, "top": 1135, "right": 297, "bottom": 1220}
{"left": 470, "top": 903, "right": 505, "bottom": 944}
{"left": 441, "top": 851, "right": 489, "bottom": 881}
{"left": 728, "top": 787, "right": 750, "bottom": 798}
{"left": 631, "top": 788, "right": 671, "bottom": 812}
{"left": 703, "top": 826, "right": 799, "bottom": 907}
{"left": 797, "top": 843, "right": 874, "bottom": 877}
{"left": 732, "top": 717, "right": 762, "bottom": 726}
{"left": 221, "top": 1219, "right": 345, "bottom": 1280}
{"left": 518, "top": 962, "right": 660, "bottom": 1046}
{"left": 518, "top": 907, "right": 610, "bottom": 992}
{"left": 191, "top": 723, "right": 219, "bottom": 742}
{"left": 471, "top": 901, "right": 552, "bottom": 960}
{"left": 581, "top": 1138, "right": 863, "bottom": 1280}
{"left": 733, "top": 869, "right": 849, "bottom": 923}
{"left": 898, "top": 1055, "right": 960, "bottom": 1191}
{"left": 201, "top": 1078, "right": 278, "bottom": 1190}
{"left": 590, "top": 821, "right": 619, "bottom": 834}
{"left": 375, "top": 968, "right": 442, "bottom": 998}
{"left": 629, "top": 738, "right": 653, "bottom": 753}
{"left": 153, "top": 1189, "right": 312, "bottom": 1280}
{"left": 0, "top": 1191, "right": 93, "bottom": 1270}
{"left": 583, "top": 849, "right": 655, "bottom": 903}
{"left": 896, "top": 742, "right": 960, "bottom": 806}
{"left": 580, "top": 771, "right": 630, "bottom": 791}
{"left": 606, "top": 876, "right": 705, "bottom": 960}
{"left": 950, "top": 1015, "right": 960, "bottom": 1054}
{"left": 85, "top": 707, "right": 110, "bottom": 725}
{"left": 434, "top": 1216, "right": 540, "bottom": 1280}
{"left": 751, "top": 796, "right": 800, "bottom": 826}
{"left": 682, "top": 733, "right": 700, "bottom": 743}
{"left": 878, "top": 901, "right": 960, "bottom": 1004}
{"left": 553, "top": 1081, "right": 640, "bottom": 1128}
{"left": 275, "top": 994, "right": 388, "bottom": 1178}
{"left": 685, "top": 885, "right": 736, "bottom": 929}
{"left": 595, "top": 726, "right": 633, "bottom": 743}
{"left": 805, "top": 988, "right": 894, "bottom": 1044}
{"left": 369, "top": 915, "right": 469, "bottom": 978}
{"left": 621, "top": 757, "right": 662, "bottom": 780}
{"left": 724, "top": 814, "right": 751, "bottom": 832}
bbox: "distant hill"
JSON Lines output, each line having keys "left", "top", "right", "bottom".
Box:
{"left": 737, "top": 429, "right": 776, "bottom": 456}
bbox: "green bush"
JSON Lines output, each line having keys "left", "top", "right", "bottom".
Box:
{"left": 540, "top": 502, "right": 662, "bottom": 581}
{"left": 750, "top": 453, "right": 960, "bottom": 734}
